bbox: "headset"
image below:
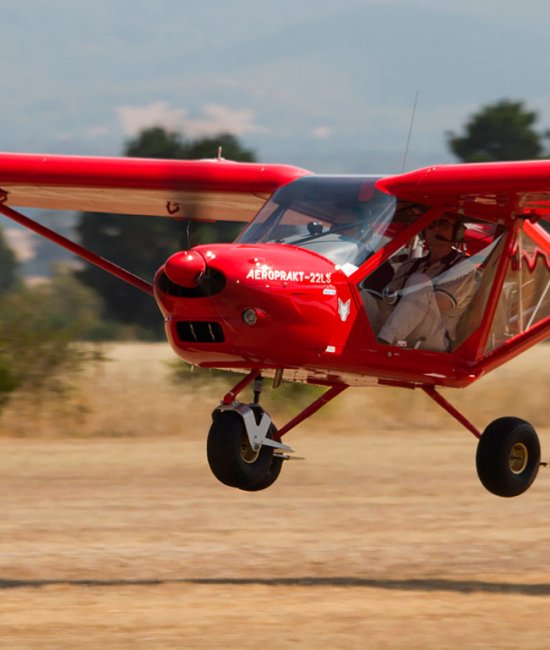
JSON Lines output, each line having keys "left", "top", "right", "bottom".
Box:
{"left": 426, "top": 214, "right": 466, "bottom": 244}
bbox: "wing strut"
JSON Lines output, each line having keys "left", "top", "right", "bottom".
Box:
{"left": 0, "top": 199, "right": 153, "bottom": 296}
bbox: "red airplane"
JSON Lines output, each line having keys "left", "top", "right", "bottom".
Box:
{"left": 0, "top": 152, "right": 549, "bottom": 497}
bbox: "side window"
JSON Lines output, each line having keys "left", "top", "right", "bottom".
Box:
{"left": 359, "top": 213, "right": 505, "bottom": 352}
{"left": 485, "top": 225, "right": 550, "bottom": 353}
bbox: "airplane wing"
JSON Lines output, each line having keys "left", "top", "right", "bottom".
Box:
{"left": 378, "top": 160, "right": 550, "bottom": 226}
{"left": 0, "top": 153, "right": 311, "bottom": 222}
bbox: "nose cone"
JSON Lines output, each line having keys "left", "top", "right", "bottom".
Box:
{"left": 164, "top": 250, "right": 206, "bottom": 288}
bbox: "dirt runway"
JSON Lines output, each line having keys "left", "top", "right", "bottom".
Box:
{"left": 2, "top": 427, "right": 550, "bottom": 649}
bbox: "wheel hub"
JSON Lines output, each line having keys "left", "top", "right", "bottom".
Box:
{"left": 509, "top": 443, "right": 528, "bottom": 475}
{"left": 240, "top": 433, "right": 261, "bottom": 464}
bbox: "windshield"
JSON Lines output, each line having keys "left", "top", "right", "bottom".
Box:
{"left": 237, "top": 176, "right": 430, "bottom": 272}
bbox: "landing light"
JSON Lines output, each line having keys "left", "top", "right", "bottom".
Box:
{"left": 242, "top": 308, "right": 258, "bottom": 326}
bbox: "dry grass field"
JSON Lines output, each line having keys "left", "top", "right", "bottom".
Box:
{"left": 0, "top": 343, "right": 549, "bottom": 648}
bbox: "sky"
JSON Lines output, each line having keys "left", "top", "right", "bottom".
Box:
{"left": 2, "top": 0, "right": 550, "bottom": 270}
{"left": 3, "top": 0, "right": 550, "bottom": 172}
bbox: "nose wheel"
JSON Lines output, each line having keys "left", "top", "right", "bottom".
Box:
{"left": 476, "top": 417, "right": 541, "bottom": 497}
{"left": 205, "top": 372, "right": 347, "bottom": 491}
{"left": 206, "top": 406, "right": 285, "bottom": 491}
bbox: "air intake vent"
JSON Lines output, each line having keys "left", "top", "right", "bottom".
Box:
{"left": 176, "top": 321, "right": 225, "bottom": 343}
{"left": 157, "top": 269, "right": 225, "bottom": 298}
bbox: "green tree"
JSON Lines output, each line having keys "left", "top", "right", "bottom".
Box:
{"left": 76, "top": 127, "right": 256, "bottom": 338}
{"left": 125, "top": 126, "right": 188, "bottom": 159}
{"left": 0, "top": 225, "right": 19, "bottom": 294}
{"left": 0, "top": 269, "right": 102, "bottom": 407}
{"left": 447, "top": 99, "right": 550, "bottom": 162}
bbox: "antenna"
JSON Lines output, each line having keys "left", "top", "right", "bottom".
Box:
{"left": 401, "top": 90, "right": 419, "bottom": 173}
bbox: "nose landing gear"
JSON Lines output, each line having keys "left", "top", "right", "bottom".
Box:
{"left": 206, "top": 373, "right": 293, "bottom": 491}
{"left": 206, "top": 371, "right": 348, "bottom": 491}
{"left": 206, "top": 406, "right": 288, "bottom": 491}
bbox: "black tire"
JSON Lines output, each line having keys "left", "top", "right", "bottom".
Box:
{"left": 206, "top": 409, "right": 281, "bottom": 491}
{"left": 240, "top": 452, "right": 283, "bottom": 492}
{"left": 476, "top": 417, "right": 541, "bottom": 497}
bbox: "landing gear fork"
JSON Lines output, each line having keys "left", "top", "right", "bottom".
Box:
{"left": 206, "top": 370, "right": 348, "bottom": 491}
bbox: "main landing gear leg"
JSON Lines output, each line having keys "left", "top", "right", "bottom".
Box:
{"left": 206, "top": 371, "right": 347, "bottom": 491}
{"left": 422, "top": 386, "right": 543, "bottom": 497}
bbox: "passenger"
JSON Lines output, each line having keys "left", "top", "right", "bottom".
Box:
{"left": 362, "top": 214, "right": 477, "bottom": 351}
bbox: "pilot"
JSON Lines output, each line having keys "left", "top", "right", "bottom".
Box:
{"left": 362, "top": 214, "right": 477, "bottom": 351}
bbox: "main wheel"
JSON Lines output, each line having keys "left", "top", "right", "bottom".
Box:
{"left": 206, "top": 409, "right": 283, "bottom": 491}
{"left": 476, "top": 417, "right": 541, "bottom": 497}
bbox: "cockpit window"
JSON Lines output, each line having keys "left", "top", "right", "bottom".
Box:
{"left": 236, "top": 176, "right": 430, "bottom": 273}
{"left": 359, "top": 212, "right": 507, "bottom": 353}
